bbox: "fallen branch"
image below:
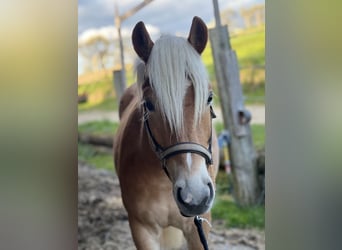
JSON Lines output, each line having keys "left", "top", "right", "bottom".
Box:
{"left": 78, "top": 133, "right": 113, "bottom": 148}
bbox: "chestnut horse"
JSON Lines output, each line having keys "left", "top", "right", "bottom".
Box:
{"left": 114, "top": 17, "right": 218, "bottom": 250}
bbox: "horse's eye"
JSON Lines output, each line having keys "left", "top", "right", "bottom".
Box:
{"left": 207, "top": 92, "right": 213, "bottom": 105}
{"left": 145, "top": 100, "right": 155, "bottom": 112}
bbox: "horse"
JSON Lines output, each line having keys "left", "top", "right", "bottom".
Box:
{"left": 114, "top": 16, "right": 219, "bottom": 250}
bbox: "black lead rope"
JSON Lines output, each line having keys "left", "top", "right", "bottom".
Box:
{"left": 194, "top": 216, "right": 209, "bottom": 250}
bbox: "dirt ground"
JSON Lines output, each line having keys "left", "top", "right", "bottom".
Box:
{"left": 78, "top": 162, "right": 265, "bottom": 250}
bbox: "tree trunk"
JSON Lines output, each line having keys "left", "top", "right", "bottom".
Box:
{"left": 209, "top": 26, "right": 260, "bottom": 206}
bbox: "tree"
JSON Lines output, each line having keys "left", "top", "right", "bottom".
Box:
{"left": 220, "top": 8, "right": 240, "bottom": 30}
{"left": 240, "top": 4, "right": 265, "bottom": 29}
{"left": 78, "top": 35, "right": 110, "bottom": 72}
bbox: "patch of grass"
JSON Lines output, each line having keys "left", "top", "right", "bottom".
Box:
{"left": 78, "top": 120, "right": 264, "bottom": 150}
{"left": 211, "top": 82, "right": 264, "bottom": 107}
{"left": 215, "top": 167, "right": 234, "bottom": 195}
{"left": 78, "top": 143, "right": 114, "bottom": 171}
{"left": 215, "top": 123, "right": 265, "bottom": 150}
{"left": 250, "top": 124, "right": 265, "bottom": 149}
{"left": 201, "top": 45, "right": 215, "bottom": 83}
{"left": 202, "top": 25, "right": 265, "bottom": 105}
{"left": 78, "top": 65, "right": 136, "bottom": 112}
{"left": 212, "top": 196, "right": 265, "bottom": 229}
{"left": 78, "top": 77, "right": 117, "bottom": 112}
{"left": 78, "top": 120, "right": 119, "bottom": 136}
{"left": 202, "top": 26, "right": 265, "bottom": 68}
{"left": 78, "top": 96, "right": 118, "bottom": 112}
{"left": 231, "top": 26, "right": 265, "bottom": 68}
{"left": 243, "top": 83, "right": 265, "bottom": 104}
{"left": 212, "top": 170, "right": 265, "bottom": 229}
{"left": 78, "top": 121, "right": 118, "bottom": 170}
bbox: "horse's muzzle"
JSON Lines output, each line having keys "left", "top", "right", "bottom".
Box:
{"left": 175, "top": 182, "right": 214, "bottom": 217}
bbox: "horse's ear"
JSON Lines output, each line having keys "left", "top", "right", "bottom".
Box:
{"left": 187, "top": 16, "right": 208, "bottom": 55}
{"left": 132, "top": 21, "right": 154, "bottom": 63}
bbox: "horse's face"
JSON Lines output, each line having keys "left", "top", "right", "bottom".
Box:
{"left": 133, "top": 17, "right": 215, "bottom": 217}
{"left": 143, "top": 83, "right": 215, "bottom": 216}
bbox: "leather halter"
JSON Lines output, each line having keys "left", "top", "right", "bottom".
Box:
{"left": 143, "top": 102, "right": 216, "bottom": 178}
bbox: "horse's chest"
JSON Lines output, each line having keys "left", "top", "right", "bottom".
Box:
{"left": 120, "top": 171, "right": 176, "bottom": 225}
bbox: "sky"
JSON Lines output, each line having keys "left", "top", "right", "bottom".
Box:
{"left": 78, "top": 0, "right": 264, "bottom": 74}
{"left": 79, "top": 0, "right": 264, "bottom": 37}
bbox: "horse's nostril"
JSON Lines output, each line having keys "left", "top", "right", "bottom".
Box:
{"left": 208, "top": 182, "right": 214, "bottom": 199}
{"left": 177, "top": 187, "right": 185, "bottom": 205}
{"left": 177, "top": 187, "right": 194, "bottom": 205}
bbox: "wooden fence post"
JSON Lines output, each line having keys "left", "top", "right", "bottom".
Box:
{"left": 209, "top": 25, "right": 260, "bottom": 206}
{"left": 112, "top": 0, "right": 155, "bottom": 105}
{"left": 113, "top": 70, "right": 125, "bottom": 105}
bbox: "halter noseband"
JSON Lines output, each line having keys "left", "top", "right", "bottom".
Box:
{"left": 143, "top": 102, "right": 216, "bottom": 178}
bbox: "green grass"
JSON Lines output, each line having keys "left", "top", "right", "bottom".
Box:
{"left": 78, "top": 143, "right": 114, "bottom": 171}
{"left": 78, "top": 96, "right": 118, "bottom": 112}
{"left": 212, "top": 170, "right": 265, "bottom": 228}
{"left": 78, "top": 120, "right": 119, "bottom": 136}
{"left": 78, "top": 120, "right": 264, "bottom": 150}
{"left": 212, "top": 119, "right": 265, "bottom": 228}
{"left": 250, "top": 124, "right": 265, "bottom": 149}
{"left": 215, "top": 123, "right": 265, "bottom": 150}
{"left": 78, "top": 121, "right": 119, "bottom": 171}
{"left": 243, "top": 83, "right": 265, "bottom": 104}
{"left": 211, "top": 84, "right": 265, "bottom": 106}
{"left": 202, "top": 25, "right": 265, "bottom": 105}
{"left": 78, "top": 77, "right": 118, "bottom": 112}
{"left": 231, "top": 26, "right": 265, "bottom": 68}
{"left": 78, "top": 65, "right": 136, "bottom": 112}
{"left": 202, "top": 25, "right": 265, "bottom": 76}
{"left": 212, "top": 196, "right": 265, "bottom": 228}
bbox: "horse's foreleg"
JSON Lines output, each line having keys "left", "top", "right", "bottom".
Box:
{"left": 129, "top": 217, "right": 161, "bottom": 250}
{"left": 183, "top": 212, "right": 211, "bottom": 250}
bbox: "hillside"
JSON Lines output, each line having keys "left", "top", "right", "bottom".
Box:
{"left": 202, "top": 25, "right": 265, "bottom": 85}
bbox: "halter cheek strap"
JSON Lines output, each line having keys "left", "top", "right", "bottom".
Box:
{"left": 143, "top": 102, "right": 216, "bottom": 176}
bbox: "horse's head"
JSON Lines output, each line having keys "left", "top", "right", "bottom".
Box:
{"left": 132, "top": 17, "right": 216, "bottom": 217}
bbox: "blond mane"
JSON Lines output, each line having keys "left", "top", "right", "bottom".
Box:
{"left": 139, "top": 35, "right": 210, "bottom": 136}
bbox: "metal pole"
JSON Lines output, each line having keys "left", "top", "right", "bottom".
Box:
{"left": 212, "top": 0, "right": 222, "bottom": 27}
{"left": 212, "top": 0, "right": 231, "bottom": 49}
{"left": 120, "top": 0, "right": 154, "bottom": 21}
